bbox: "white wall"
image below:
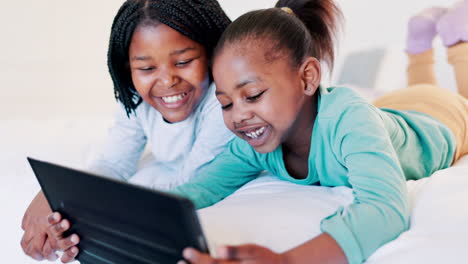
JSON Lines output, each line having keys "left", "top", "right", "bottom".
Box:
{"left": 0, "top": 0, "right": 460, "bottom": 120}
{"left": 0, "top": 1, "right": 462, "bottom": 263}
{"left": 0, "top": 1, "right": 121, "bottom": 120}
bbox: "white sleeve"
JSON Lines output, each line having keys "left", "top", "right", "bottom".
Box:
{"left": 174, "top": 92, "right": 234, "bottom": 187}
{"left": 86, "top": 105, "right": 147, "bottom": 181}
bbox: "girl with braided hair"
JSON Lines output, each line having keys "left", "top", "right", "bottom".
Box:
{"left": 20, "top": 0, "right": 232, "bottom": 262}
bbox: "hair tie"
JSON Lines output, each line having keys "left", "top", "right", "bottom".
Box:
{"left": 280, "top": 7, "right": 294, "bottom": 15}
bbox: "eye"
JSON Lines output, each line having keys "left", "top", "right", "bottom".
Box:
{"left": 137, "top": 66, "right": 155, "bottom": 72}
{"left": 221, "top": 103, "right": 233, "bottom": 110}
{"left": 175, "top": 59, "right": 194, "bottom": 67}
{"left": 246, "top": 90, "right": 266, "bottom": 102}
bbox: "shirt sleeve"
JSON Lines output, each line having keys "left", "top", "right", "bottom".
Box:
{"left": 320, "top": 103, "right": 410, "bottom": 264}
{"left": 172, "top": 92, "right": 235, "bottom": 187}
{"left": 86, "top": 105, "right": 147, "bottom": 181}
{"left": 170, "top": 138, "right": 263, "bottom": 209}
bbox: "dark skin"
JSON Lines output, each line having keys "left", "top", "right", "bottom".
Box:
{"left": 21, "top": 193, "right": 80, "bottom": 262}
{"left": 180, "top": 233, "right": 346, "bottom": 264}
{"left": 20, "top": 23, "right": 211, "bottom": 262}
{"left": 20, "top": 191, "right": 54, "bottom": 261}
{"left": 20, "top": 194, "right": 79, "bottom": 263}
{"left": 129, "top": 23, "right": 210, "bottom": 123}
{"left": 181, "top": 40, "right": 347, "bottom": 264}
{"left": 40, "top": 39, "right": 348, "bottom": 264}
{"left": 282, "top": 93, "right": 318, "bottom": 180}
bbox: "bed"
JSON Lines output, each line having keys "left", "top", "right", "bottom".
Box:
{"left": 3, "top": 40, "right": 468, "bottom": 263}
{"left": 197, "top": 45, "right": 468, "bottom": 263}
{"left": 200, "top": 156, "right": 468, "bottom": 263}
{"left": 2, "top": 110, "right": 468, "bottom": 264}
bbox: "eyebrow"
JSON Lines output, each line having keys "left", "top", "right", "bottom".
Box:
{"left": 130, "top": 47, "right": 197, "bottom": 61}
{"left": 215, "top": 77, "right": 262, "bottom": 96}
{"left": 130, "top": 55, "right": 152, "bottom": 61}
{"left": 170, "top": 46, "right": 196, "bottom": 56}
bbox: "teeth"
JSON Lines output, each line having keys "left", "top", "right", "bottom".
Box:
{"left": 245, "top": 126, "right": 266, "bottom": 139}
{"left": 162, "top": 92, "right": 186, "bottom": 103}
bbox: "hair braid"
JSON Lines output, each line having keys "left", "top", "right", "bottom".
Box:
{"left": 107, "top": 0, "right": 231, "bottom": 116}
{"left": 108, "top": 1, "right": 144, "bottom": 115}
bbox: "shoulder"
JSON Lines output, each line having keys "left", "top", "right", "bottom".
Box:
{"left": 316, "top": 86, "right": 387, "bottom": 141}
{"left": 318, "top": 86, "right": 374, "bottom": 119}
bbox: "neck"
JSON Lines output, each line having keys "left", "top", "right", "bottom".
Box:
{"left": 282, "top": 92, "right": 318, "bottom": 160}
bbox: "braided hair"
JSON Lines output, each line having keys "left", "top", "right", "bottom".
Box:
{"left": 108, "top": 0, "right": 231, "bottom": 116}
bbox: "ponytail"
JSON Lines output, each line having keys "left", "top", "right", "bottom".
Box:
{"left": 214, "top": 0, "right": 342, "bottom": 71}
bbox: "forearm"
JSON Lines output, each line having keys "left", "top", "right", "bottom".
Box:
{"left": 172, "top": 138, "right": 263, "bottom": 208}
{"left": 282, "top": 233, "right": 347, "bottom": 264}
{"left": 171, "top": 171, "right": 254, "bottom": 209}
{"left": 87, "top": 161, "right": 129, "bottom": 181}
{"left": 171, "top": 182, "right": 229, "bottom": 209}
{"left": 86, "top": 106, "right": 147, "bottom": 181}
{"left": 325, "top": 104, "right": 410, "bottom": 263}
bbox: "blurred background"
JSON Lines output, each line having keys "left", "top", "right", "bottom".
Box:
{"left": 0, "top": 0, "right": 462, "bottom": 263}
{"left": 0, "top": 0, "right": 461, "bottom": 120}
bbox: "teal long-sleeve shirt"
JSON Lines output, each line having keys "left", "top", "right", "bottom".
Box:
{"left": 171, "top": 86, "right": 455, "bottom": 264}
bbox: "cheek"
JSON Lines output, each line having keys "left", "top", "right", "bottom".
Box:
{"left": 131, "top": 72, "right": 152, "bottom": 95}
{"left": 186, "top": 61, "right": 209, "bottom": 86}
{"left": 263, "top": 93, "right": 300, "bottom": 128}
{"left": 257, "top": 98, "right": 282, "bottom": 121}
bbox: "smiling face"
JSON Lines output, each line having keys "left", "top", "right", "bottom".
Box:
{"left": 213, "top": 40, "right": 321, "bottom": 153}
{"left": 128, "top": 23, "right": 209, "bottom": 123}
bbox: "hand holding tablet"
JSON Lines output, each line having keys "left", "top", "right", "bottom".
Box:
{"left": 28, "top": 157, "right": 208, "bottom": 264}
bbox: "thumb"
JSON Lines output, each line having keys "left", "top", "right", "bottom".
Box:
{"left": 218, "top": 244, "right": 263, "bottom": 259}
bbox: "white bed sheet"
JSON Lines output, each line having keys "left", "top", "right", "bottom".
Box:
{"left": 200, "top": 156, "right": 468, "bottom": 263}
{"left": 1, "top": 118, "right": 467, "bottom": 263}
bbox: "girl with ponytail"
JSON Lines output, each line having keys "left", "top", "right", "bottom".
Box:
{"left": 171, "top": 0, "right": 468, "bottom": 263}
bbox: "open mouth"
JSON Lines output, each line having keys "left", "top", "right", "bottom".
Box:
{"left": 155, "top": 89, "right": 192, "bottom": 109}
{"left": 238, "top": 125, "right": 270, "bottom": 147}
{"left": 161, "top": 92, "right": 187, "bottom": 103}
{"left": 245, "top": 126, "right": 266, "bottom": 139}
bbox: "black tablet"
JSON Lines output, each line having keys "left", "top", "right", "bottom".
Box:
{"left": 27, "top": 157, "right": 209, "bottom": 264}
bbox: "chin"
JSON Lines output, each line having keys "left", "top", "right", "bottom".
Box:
{"left": 162, "top": 111, "right": 191, "bottom": 123}
{"left": 252, "top": 143, "right": 277, "bottom": 154}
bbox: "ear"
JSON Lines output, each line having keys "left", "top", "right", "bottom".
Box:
{"left": 299, "top": 57, "right": 321, "bottom": 96}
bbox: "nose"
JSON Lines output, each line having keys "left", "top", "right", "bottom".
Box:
{"left": 232, "top": 103, "right": 254, "bottom": 127}
{"left": 156, "top": 67, "right": 178, "bottom": 89}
